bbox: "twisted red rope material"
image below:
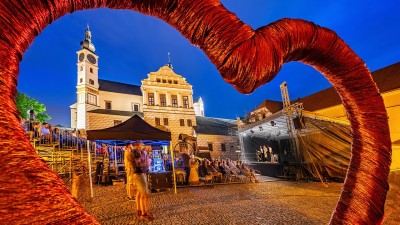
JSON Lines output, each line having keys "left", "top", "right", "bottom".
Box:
{"left": 0, "top": 0, "right": 391, "bottom": 224}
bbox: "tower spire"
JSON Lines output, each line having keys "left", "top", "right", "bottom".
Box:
{"left": 167, "top": 52, "right": 173, "bottom": 69}
{"left": 80, "top": 24, "right": 96, "bottom": 52}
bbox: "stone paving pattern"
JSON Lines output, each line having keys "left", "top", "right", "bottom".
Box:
{"left": 77, "top": 175, "right": 399, "bottom": 225}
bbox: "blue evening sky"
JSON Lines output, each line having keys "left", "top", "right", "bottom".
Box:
{"left": 18, "top": 1, "right": 400, "bottom": 126}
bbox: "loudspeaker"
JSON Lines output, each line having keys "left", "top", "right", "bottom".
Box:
{"left": 293, "top": 117, "right": 305, "bottom": 129}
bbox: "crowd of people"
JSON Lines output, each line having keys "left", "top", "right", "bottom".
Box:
{"left": 256, "top": 145, "right": 278, "bottom": 162}
{"left": 21, "top": 118, "right": 85, "bottom": 149}
{"left": 175, "top": 149, "right": 257, "bottom": 185}
{"left": 121, "top": 144, "right": 258, "bottom": 222}
{"left": 196, "top": 158, "right": 257, "bottom": 183}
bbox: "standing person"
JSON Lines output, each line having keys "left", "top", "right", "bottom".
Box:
{"left": 269, "top": 146, "right": 274, "bottom": 163}
{"left": 180, "top": 147, "right": 191, "bottom": 185}
{"left": 101, "top": 144, "right": 110, "bottom": 184}
{"left": 124, "top": 143, "right": 135, "bottom": 200}
{"left": 262, "top": 146, "right": 267, "bottom": 161}
{"left": 132, "top": 142, "right": 154, "bottom": 221}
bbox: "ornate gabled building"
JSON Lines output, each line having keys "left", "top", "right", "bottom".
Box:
{"left": 70, "top": 26, "right": 240, "bottom": 159}
{"left": 141, "top": 64, "right": 197, "bottom": 149}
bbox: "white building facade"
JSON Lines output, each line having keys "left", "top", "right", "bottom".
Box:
{"left": 70, "top": 26, "right": 239, "bottom": 159}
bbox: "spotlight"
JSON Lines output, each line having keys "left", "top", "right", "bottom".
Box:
{"left": 270, "top": 121, "right": 276, "bottom": 126}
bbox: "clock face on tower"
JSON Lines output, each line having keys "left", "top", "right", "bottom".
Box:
{"left": 79, "top": 53, "right": 85, "bottom": 62}
{"left": 87, "top": 54, "right": 97, "bottom": 64}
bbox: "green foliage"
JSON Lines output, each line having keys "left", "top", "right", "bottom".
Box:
{"left": 16, "top": 92, "right": 51, "bottom": 123}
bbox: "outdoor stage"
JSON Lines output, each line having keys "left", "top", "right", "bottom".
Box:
{"left": 248, "top": 161, "right": 283, "bottom": 178}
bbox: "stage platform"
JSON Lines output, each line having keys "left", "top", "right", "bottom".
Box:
{"left": 248, "top": 161, "right": 283, "bottom": 178}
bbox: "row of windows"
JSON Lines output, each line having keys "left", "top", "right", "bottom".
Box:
{"left": 148, "top": 93, "right": 189, "bottom": 108}
{"left": 156, "top": 78, "right": 178, "bottom": 84}
{"left": 104, "top": 101, "right": 140, "bottom": 112}
{"left": 155, "top": 118, "right": 192, "bottom": 127}
{"left": 78, "top": 78, "right": 95, "bottom": 85}
{"left": 79, "top": 66, "right": 94, "bottom": 73}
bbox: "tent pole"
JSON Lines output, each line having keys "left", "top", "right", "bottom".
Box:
{"left": 94, "top": 141, "right": 97, "bottom": 161}
{"left": 170, "top": 141, "right": 177, "bottom": 194}
{"left": 114, "top": 144, "right": 117, "bottom": 175}
{"left": 87, "top": 140, "right": 94, "bottom": 198}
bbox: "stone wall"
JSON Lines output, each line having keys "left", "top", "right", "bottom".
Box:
{"left": 144, "top": 110, "right": 195, "bottom": 149}
{"left": 88, "top": 113, "right": 131, "bottom": 130}
{"left": 196, "top": 134, "right": 239, "bottom": 160}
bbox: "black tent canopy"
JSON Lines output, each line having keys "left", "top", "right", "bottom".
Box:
{"left": 86, "top": 115, "right": 171, "bottom": 142}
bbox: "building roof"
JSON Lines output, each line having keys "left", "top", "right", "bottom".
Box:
{"left": 195, "top": 116, "right": 236, "bottom": 135}
{"left": 298, "top": 61, "right": 400, "bottom": 111}
{"left": 249, "top": 62, "right": 400, "bottom": 114}
{"left": 98, "top": 79, "right": 142, "bottom": 96}
{"left": 87, "top": 109, "right": 143, "bottom": 117}
{"left": 254, "top": 99, "right": 283, "bottom": 114}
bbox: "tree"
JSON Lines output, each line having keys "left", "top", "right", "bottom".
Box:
{"left": 16, "top": 92, "right": 51, "bottom": 123}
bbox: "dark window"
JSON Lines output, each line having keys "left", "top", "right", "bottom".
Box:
{"left": 90, "top": 68, "right": 93, "bottom": 73}
{"left": 208, "top": 143, "right": 213, "bottom": 151}
{"left": 156, "top": 78, "right": 161, "bottom": 82}
{"left": 89, "top": 79, "right": 94, "bottom": 85}
{"left": 173, "top": 80, "right": 178, "bottom": 84}
{"left": 148, "top": 93, "right": 154, "bottom": 106}
{"left": 163, "top": 118, "right": 169, "bottom": 126}
{"left": 114, "top": 120, "right": 122, "bottom": 126}
{"left": 160, "top": 94, "right": 166, "bottom": 107}
{"left": 105, "top": 101, "right": 112, "bottom": 110}
{"left": 172, "top": 95, "right": 178, "bottom": 107}
{"left": 180, "top": 119, "right": 185, "bottom": 126}
{"left": 79, "top": 78, "right": 83, "bottom": 83}
{"left": 187, "top": 119, "right": 192, "bottom": 127}
{"left": 221, "top": 143, "right": 226, "bottom": 152}
{"left": 155, "top": 117, "right": 161, "bottom": 126}
{"left": 162, "top": 79, "right": 166, "bottom": 83}
{"left": 168, "top": 80, "right": 172, "bottom": 84}
{"left": 132, "top": 103, "right": 139, "bottom": 112}
{"left": 183, "top": 96, "right": 189, "bottom": 108}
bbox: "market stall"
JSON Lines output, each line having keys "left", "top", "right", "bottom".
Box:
{"left": 86, "top": 115, "right": 176, "bottom": 195}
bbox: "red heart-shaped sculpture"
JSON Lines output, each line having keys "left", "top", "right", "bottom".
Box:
{"left": 0, "top": 0, "right": 391, "bottom": 224}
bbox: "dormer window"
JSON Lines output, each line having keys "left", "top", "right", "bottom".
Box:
{"left": 173, "top": 80, "right": 178, "bottom": 84}
{"left": 162, "top": 79, "right": 166, "bottom": 83}
{"left": 168, "top": 80, "right": 172, "bottom": 84}
{"left": 156, "top": 78, "right": 161, "bottom": 82}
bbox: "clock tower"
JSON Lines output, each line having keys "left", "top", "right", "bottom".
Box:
{"left": 75, "top": 25, "right": 100, "bottom": 129}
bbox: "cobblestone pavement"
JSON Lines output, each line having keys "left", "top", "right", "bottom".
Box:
{"left": 80, "top": 177, "right": 399, "bottom": 225}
